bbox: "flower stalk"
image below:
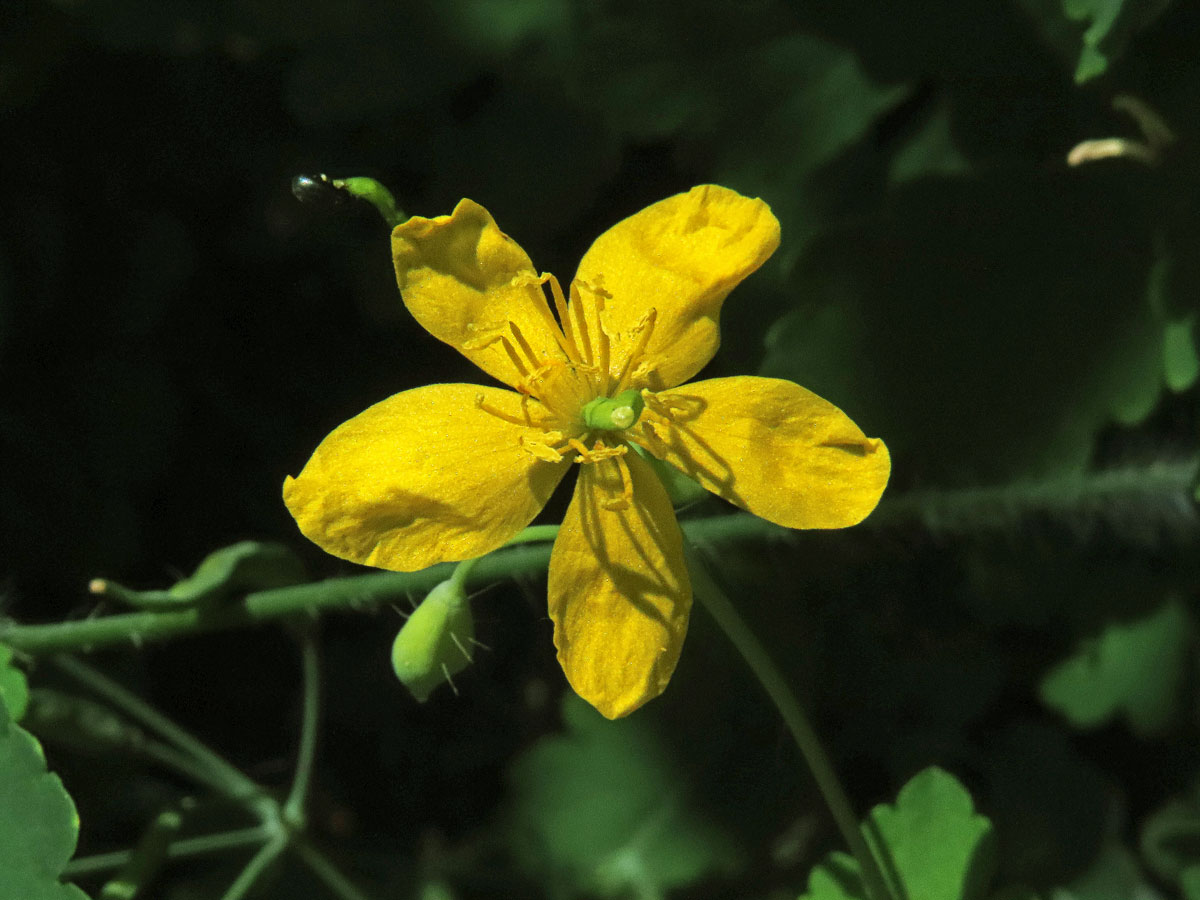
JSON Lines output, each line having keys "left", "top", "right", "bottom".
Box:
{"left": 683, "top": 541, "right": 898, "bottom": 900}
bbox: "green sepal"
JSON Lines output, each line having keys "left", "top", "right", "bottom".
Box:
{"left": 392, "top": 579, "right": 475, "bottom": 702}
{"left": 581, "top": 389, "right": 645, "bottom": 431}
{"left": 91, "top": 541, "right": 307, "bottom": 611}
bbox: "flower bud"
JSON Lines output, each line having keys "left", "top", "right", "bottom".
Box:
{"left": 391, "top": 579, "right": 475, "bottom": 702}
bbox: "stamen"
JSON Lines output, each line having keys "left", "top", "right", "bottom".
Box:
{"left": 499, "top": 335, "right": 531, "bottom": 382}
{"left": 596, "top": 295, "right": 611, "bottom": 396}
{"left": 508, "top": 321, "right": 542, "bottom": 375}
{"left": 511, "top": 272, "right": 582, "bottom": 364}
{"left": 546, "top": 274, "right": 583, "bottom": 364}
{"left": 475, "top": 394, "right": 533, "bottom": 427}
{"left": 575, "top": 279, "right": 613, "bottom": 394}
{"left": 613, "top": 308, "right": 657, "bottom": 393}
{"left": 569, "top": 281, "right": 593, "bottom": 368}
{"left": 567, "top": 438, "right": 629, "bottom": 465}
{"left": 519, "top": 433, "right": 569, "bottom": 463}
{"left": 602, "top": 455, "right": 634, "bottom": 511}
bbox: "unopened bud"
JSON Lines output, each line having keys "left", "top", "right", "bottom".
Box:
{"left": 391, "top": 579, "right": 475, "bottom": 702}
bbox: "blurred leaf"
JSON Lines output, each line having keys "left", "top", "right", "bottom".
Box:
{"left": 1162, "top": 316, "right": 1199, "bottom": 392}
{"left": 1013, "top": 0, "right": 1174, "bottom": 82}
{"left": 985, "top": 723, "right": 1110, "bottom": 884}
{"left": 800, "top": 767, "right": 997, "bottom": 900}
{"left": 0, "top": 701, "right": 89, "bottom": 900}
{"left": 506, "top": 695, "right": 739, "bottom": 899}
{"left": 761, "top": 170, "right": 1160, "bottom": 484}
{"left": 1183, "top": 865, "right": 1200, "bottom": 900}
{"left": 1141, "top": 791, "right": 1200, "bottom": 888}
{"left": 1039, "top": 597, "right": 1191, "bottom": 737}
{"left": 0, "top": 645, "right": 28, "bottom": 722}
{"left": 28, "top": 688, "right": 155, "bottom": 759}
{"left": 1049, "top": 841, "right": 1161, "bottom": 899}
{"left": 712, "top": 32, "right": 909, "bottom": 262}
{"left": 572, "top": 7, "right": 907, "bottom": 262}
{"left": 889, "top": 103, "right": 972, "bottom": 187}
{"left": 436, "top": 0, "right": 572, "bottom": 59}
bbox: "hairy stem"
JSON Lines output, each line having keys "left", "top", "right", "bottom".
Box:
{"left": 4, "top": 462, "right": 1195, "bottom": 656}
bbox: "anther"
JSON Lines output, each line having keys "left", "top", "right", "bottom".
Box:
{"left": 601, "top": 455, "right": 634, "bottom": 510}
{"left": 613, "top": 308, "right": 657, "bottom": 393}
{"left": 475, "top": 394, "right": 534, "bottom": 428}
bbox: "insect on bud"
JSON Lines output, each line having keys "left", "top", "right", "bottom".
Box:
{"left": 391, "top": 579, "right": 475, "bottom": 702}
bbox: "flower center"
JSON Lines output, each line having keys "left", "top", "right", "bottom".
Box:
{"left": 580, "top": 388, "right": 645, "bottom": 431}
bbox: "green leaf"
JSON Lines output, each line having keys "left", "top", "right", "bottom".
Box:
{"left": 506, "top": 695, "right": 740, "bottom": 898}
{"left": 0, "top": 700, "right": 89, "bottom": 899}
{"left": 713, "top": 32, "right": 909, "bottom": 263}
{"left": 1039, "top": 597, "right": 1191, "bottom": 736}
{"left": 1141, "top": 792, "right": 1200, "bottom": 887}
{"left": 1182, "top": 864, "right": 1200, "bottom": 900}
{"left": 800, "top": 767, "right": 997, "bottom": 900}
{"left": 889, "top": 103, "right": 972, "bottom": 187}
{"left": 1013, "top": 0, "right": 1174, "bottom": 82}
{"left": 0, "top": 644, "right": 29, "bottom": 722}
{"left": 761, "top": 169, "right": 1163, "bottom": 485}
{"left": 1049, "top": 842, "right": 1154, "bottom": 900}
{"left": 1162, "top": 316, "right": 1199, "bottom": 393}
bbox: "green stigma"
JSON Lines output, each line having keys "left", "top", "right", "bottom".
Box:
{"left": 581, "top": 388, "right": 645, "bottom": 431}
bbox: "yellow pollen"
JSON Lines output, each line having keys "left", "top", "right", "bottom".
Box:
{"left": 613, "top": 308, "right": 657, "bottom": 393}
{"left": 567, "top": 439, "right": 628, "bottom": 464}
{"left": 519, "top": 432, "right": 568, "bottom": 463}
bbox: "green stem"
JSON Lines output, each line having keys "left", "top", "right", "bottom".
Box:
{"left": 450, "top": 524, "right": 561, "bottom": 593}
{"left": 218, "top": 836, "right": 288, "bottom": 900}
{"left": 283, "top": 630, "right": 321, "bottom": 829}
{"left": 65, "top": 826, "right": 274, "bottom": 877}
{"left": 4, "top": 457, "right": 1195, "bottom": 657}
{"left": 683, "top": 541, "right": 897, "bottom": 900}
{"left": 332, "top": 177, "right": 405, "bottom": 228}
{"left": 49, "top": 656, "right": 266, "bottom": 810}
{"left": 291, "top": 839, "right": 374, "bottom": 900}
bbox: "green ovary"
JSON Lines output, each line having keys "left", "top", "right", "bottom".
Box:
{"left": 580, "top": 388, "right": 645, "bottom": 431}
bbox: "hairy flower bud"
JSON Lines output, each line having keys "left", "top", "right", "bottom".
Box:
{"left": 391, "top": 579, "right": 475, "bottom": 702}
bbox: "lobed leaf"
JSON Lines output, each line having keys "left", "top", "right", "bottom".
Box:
{"left": 800, "top": 767, "right": 997, "bottom": 900}
{"left": 1039, "top": 597, "right": 1191, "bottom": 737}
{"left": 0, "top": 644, "right": 29, "bottom": 721}
{"left": 506, "top": 695, "right": 740, "bottom": 898}
{"left": 0, "top": 700, "right": 89, "bottom": 899}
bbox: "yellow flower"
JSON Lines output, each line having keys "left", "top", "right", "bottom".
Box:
{"left": 283, "top": 185, "right": 890, "bottom": 719}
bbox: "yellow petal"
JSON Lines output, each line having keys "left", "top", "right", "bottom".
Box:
{"left": 283, "top": 384, "right": 569, "bottom": 572}
{"left": 574, "top": 185, "right": 780, "bottom": 390}
{"left": 392, "top": 199, "right": 567, "bottom": 389}
{"left": 548, "top": 451, "right": 692, "bottom": 719}
{"left": 638, "top": 376, "right": 890, "bottom": 529}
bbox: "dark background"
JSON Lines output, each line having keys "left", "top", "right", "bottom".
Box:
{"left": 3, "top": 1, "right": 1200, "bottom": 897}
